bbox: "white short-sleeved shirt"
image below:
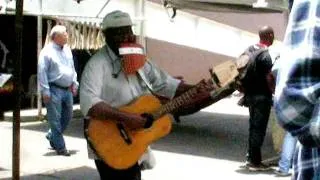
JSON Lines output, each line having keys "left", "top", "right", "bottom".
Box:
{"left": 80, "top": 45, "right": 180, "bottom": 159}
{"left": 80, "top": 45, "right": 180, "bottom": 116}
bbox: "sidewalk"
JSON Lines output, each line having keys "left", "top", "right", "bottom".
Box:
{"left": 0, "top": 96, "right": 290, "bottom": 180}
{"left": 0, "top": 119, "right": 99, "bottom": 180}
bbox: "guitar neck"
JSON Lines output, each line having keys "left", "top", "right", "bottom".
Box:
{"left": 152, "top": 87, "right": 199, "bottom": 119}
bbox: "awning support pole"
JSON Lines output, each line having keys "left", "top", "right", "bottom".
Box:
{"left": 13, "top": 0, "right": 24, "bottom": 179}
{"left": 37, "top": 0, "right": 43, "bottom": 120}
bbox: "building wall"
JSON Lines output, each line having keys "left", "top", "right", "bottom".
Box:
{"left": 188, "top": 10, "right": 287, "bottom": 40}
{"left": 146, "top": 37, "right": 232, "bottom": 83}
{"left": 149, "top": 0, "right": 287, "bottom": 40}
{"left": 144, "top": 1, "right": 287, "bottom": 83}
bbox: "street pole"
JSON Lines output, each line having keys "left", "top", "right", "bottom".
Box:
{"left": 13, "top": 0, "right": 24, "bottom": 179}
{"left": 37, "top": 0, "right": 43, "bottom": 120}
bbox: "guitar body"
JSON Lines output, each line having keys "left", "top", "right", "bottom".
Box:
{"left": 87, "top": 94, "right": 172, "bottom": 170}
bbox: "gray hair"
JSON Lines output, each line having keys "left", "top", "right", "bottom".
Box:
{"left": 50, "top": 25, "right": 67, "bottom": 40}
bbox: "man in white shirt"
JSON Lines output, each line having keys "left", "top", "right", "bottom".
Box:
{"left": 80, "top": 10, "right": 213, "bottom": 180}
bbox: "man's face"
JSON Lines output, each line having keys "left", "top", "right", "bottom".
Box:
{"left": 55, "top": 31, "right": 68, "bottom": 46}
{"left": 105, "top": 26, "right": 134, "bottom": 53}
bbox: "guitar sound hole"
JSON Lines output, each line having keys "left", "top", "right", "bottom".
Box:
{"left": 141, "top": 113, "right": 154, "bottom": 129}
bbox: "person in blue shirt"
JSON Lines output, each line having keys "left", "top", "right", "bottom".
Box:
{"left": 274, "top": 131, "right": 297, "bottom": 177}
{"left": 38, "top": 25, "right": 78, "bottom": 156}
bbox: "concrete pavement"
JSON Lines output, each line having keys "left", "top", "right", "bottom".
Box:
{"left": 0, "top": 95, "right": 291, "bottom": 180}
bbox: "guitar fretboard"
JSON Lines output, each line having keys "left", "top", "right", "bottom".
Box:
{"left": 151, "top": 87, "right": 199, "bottom": 119}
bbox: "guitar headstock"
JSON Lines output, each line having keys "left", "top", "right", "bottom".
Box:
{"left": 209, "top": 60, "right": 239, "bottom": 88}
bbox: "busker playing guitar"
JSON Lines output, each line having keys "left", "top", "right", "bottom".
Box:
{"left": 79, "top": 10, "right": 217, "bottom": 180}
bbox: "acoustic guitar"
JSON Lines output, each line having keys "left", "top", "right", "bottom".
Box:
{"left": 86, "top": 60, "right": 239, "bottom": 170}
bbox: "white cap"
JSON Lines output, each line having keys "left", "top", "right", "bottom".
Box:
{"left": 101, "top": 10, "right": 133, "bottom": 30}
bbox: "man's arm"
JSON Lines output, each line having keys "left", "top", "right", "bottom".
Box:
{"left": 266, "top": 72, "right": 275, "bottom": 94}
{"left": 174, "top": 81, "right": 194, "bottom": 96}
{"left": 259, "top": 51, "right": 274, "bottom": 94}
{"left": 87, "top": 101, "right": 147, "bottom": 130}
{"left": 275, "top": 90, "right": 320, "bottom": 147}
{"left": 71, "top": 55, "right": 79, "bottom": 96}
{"left": 38, "top": 51, "right": 51, "bottom": 103}
{"left": 171, "top": 79, "right": 225, "bottom": 117}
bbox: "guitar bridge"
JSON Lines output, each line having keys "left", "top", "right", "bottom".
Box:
{"left": 117, "top": 123, "right": 132, "bottom": 145}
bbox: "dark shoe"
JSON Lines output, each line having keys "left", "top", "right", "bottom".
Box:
{"left": 45, "top": 135, "right": 56, "bottom": 150}
{"left": 49, "top": 141, "right": 56, "bottom": 150}
{"left": 245, "top": 162, "right": 270, "bottom": 171}
{"left": 274, "top": 169, "right": 291, "bottom": 177}
{"left": 56, "top": 149, "right": 71, "bottom": 156}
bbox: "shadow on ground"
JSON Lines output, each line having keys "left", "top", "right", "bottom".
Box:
{"left": 235, "top": 167, "right": 275, "bottom": 175}
{"left": 20, "top": 111, "right": 277, "bottom": 163}
{"left": 153, "top": 111, "right": 276, "bottom": 162}
{"left": 43, "top": 149, "right": 79, "bottom": 157}
{"left": 0, "top": 166, "right": 99, "bottom": 180}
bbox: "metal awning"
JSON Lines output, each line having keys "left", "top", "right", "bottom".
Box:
{"left": 163, "top": 0, "right": 288, "bottom": 13}
{"left": 1, "top": 0, "right": 289, "bottom": 17}
{"left": 1, "top": 0, "right": 111, "bottom": 19}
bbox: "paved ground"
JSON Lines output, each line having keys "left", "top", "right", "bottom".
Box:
{"left": 0, "top": 95, "right": 291, "bottom": 180}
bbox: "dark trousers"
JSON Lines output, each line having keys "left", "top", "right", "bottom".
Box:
{"left": 246, "top": 95, "right": 272, "bottom": 165}
{"left": 94, "top": 160, "right": 141, "bottom": 180}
